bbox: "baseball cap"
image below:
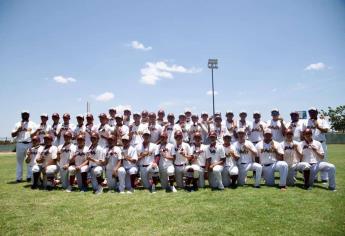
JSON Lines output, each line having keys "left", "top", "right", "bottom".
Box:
{"left": 179, "top": 113, "right": 186, "bottom": 118}
{"left": 308, "top": 107, "right": 317, "bottom": 112}
{"left": 99, "top": 113, "right": 107, "bottom": 118}
{"left": 43, "top": 134, "right": 53, "bottom": 140}
{"left": 63, "top": 131, "right": 73, "bottom": 138}
{"left": 174, "top": 130, "right": 183, "bottom": 137}
{"left": 223, "top": 132, "right": 231, "bottom": 138}
{"left": 237, "top": 128, "right": 246, "bottom": 133}
{"left": 167, "top": 113, "right": 175, "bottom": 118}
{"left": 264, "top": 129, "right": 272, "bottom": 134}
{"left": 226, "top": 111, "right": 234, "bottom": 115}
{"left": 21, "top": 110, "right": 30, "bottom": 114}
{"left": 290, "top": 111, "right": 299, "bottom": 115}
{"left": 271, "top": 109, "right": 280, "bottom": 115}
{"left": 115, "top": 114, "right": 123, "bottom": 119}
{"left": 239, "top": 110, "right": 247, "bottom": 115}
{"left": 76, "top": 114, "right": 84, "bottom": 118}
{"left": 122, "top": 134, "right": 130, "bottom": 140}
{"left": 86, "top": 113, "right": 93, "bottom": 118}
{"left": 124, "top": 108, "right": 131, "bottom": 112}
{"left": 133, "top": 111, "right": 141, "bottom": 116}
{"left": 191, "top": 114, "right": 198, "bottom": 118}
{"left": 63, "top": 113, "right": 70, "bottom": 118}
{"left": 201, "top": 111, "right": 208, "bottom": 116}
{"left": 40, "top": 113, "right": 48, "bottom": 118}
{"left": 109, "top": 107, "right": 116, "bottom": 111}
{"left": 209, "top": 131, "right": 217, "bottom": 137}
{"left": 253, "top": 111, "right": 261, "bottom": 115}
{"left": 142, "top": 129, "right": 150, "bottom": 135}
{"left": 52, "top": 113, "right": 59, "bottom": 118}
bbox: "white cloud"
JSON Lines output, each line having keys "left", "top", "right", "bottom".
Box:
{"left": 131, "top": 40, "right": 152, "bottom": 51}
{"left": 206, "top": 90, "right": 218, "bottom": 96}
{"left": 304, "top": 62, "right": 327, "bottom": 71}
{"left": 53, "top": 75, "right": 76, "bottom": 84}
{"left": 140, "top": 61, "right": 202, "bottom": 85}
{"left": 93, "top": 92, "right": 114, "bottom": 102}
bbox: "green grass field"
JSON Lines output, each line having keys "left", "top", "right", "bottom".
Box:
{"left": 1, "top": 145, "right": 345, "bottom": 235}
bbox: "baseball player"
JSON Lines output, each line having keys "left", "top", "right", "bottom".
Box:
{"left": 51, "top": 113, "right": 60, "bottom": 146}
{"left": 158, "top": 132, "right": 177, "bottom": 192}
{"left": 136, "top": 129, "right": 160, "bottom": 193}
{"left": 121, "top": 134, "right": 138, "bottom": 193}
{"left": 199, "top": 112, "right": 212, "bottom": 144}
{"left": 11, "top": 110, "right": 37, "bottom": 182}
{"left": 256, "top": 129, "right": 288, "bottom": 190}
{"left": 157, "top": 109, "right": 167, "bottom": 126}
{"left": 205, "top": 131, "right": 225, "bottom": 190}
{"left": 162, "top": 113, "right": 180, "bottom": 145}
{"left": 176, "top": 114, "right": 191, "bottom": 144}
{"left": 286, "top": 111, "right": 305, "bottom": 142}
{"left": 189, "top": 132, "right": 208, "bottom": 188}
{"left": 113, "top": 114, "right": 129, "bottom": 146}
{"left": 85, "top": 132, "right": 105, "bottom": 194}
{"left": 108, "top": 107, "right": 117, "bottom": 127}
{"left": 267, "top": 109, "right": 287, "bottom": 142}
{"left": 85, "top": 113, "right": 98, "bottom": 147}
{"left": 280, "top": 129, "right": 310, "bottom": 186}
{"left": 25, "top": 135, "right": 41, "bottom": 189}
{"left": 249, "top": 112, "right": 266, "bottom": 145}
{"left": 141, "top": 110, "right": 149, "bottom": 125}
{"left": 233, "top": 128, "right": 262, "bottom": 188}
{"left": 210, "top": 114, "right": 227, "bottom": 145}
{"left": 56, "top": 113, "right": 75, "bottom": 146}
{"left": 73, "top": 114, "right": 86, "bottom": 140}
{"left": 303, "top": 107, "right": 330, "bottom": 182}
{"left": 235, "top": 111, "right": 251, "bottom": 140}
{"left": 188, "top": 114, "right": 203, "bottom": 144}
{"left": 56, "top": 131, "right": 76, "bottom": 190}
{"left": 221, "top": 133, "right": 239, "bottom": 188}
{"left": 173, "top": 130, "right": 192, "bottom": 189}
{"left": 224, "top": 111, "right": 237, "bottom": 141}
{"left": 299, "top": 128, "right": 336, "bottom": 191}
{"left": 129, "top": 112, "right": 145, "bottom": 147}
{"left": 97, "top": 113, "right": 113, "bottom": 148}
{"left": 185, "top": 109, "right": 192, "bottom": 126}
{"left": 123, "top": 108, "right": 132, "bottom": 126}
{"left": 68, "top": 134, "right": 89, "bottom": 192}
{"left": 33, "top": 134, "right": 59, "bottom": 190}
{"left": 33, "top": 114, "right": 52, "bottom": 145}
{"left": 148, "top": 112, "right": 162, "bottom": 144}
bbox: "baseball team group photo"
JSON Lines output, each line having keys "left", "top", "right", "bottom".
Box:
{"left": 1, "top": 1, "right": 344, "bottom": 235}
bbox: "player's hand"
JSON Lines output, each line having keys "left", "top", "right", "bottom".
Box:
{"left": 152, "top": 162, "right": 158, "bottom": 168}
{"left": 75, "top": 166, "right": 80, "bottom": 171}
{"left": 63, "top": 164, "right": 68, "bottom": 170}
{"left": 310, "top": 145, "right": 318, "bottom": 151}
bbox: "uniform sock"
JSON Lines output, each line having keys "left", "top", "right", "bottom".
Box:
{"left": 152, "top": 176, "right": 159, "bottom": 185}
{"left": 33, "top": 172, "right": 39, "bottom": 186}
{"left": 231, "top": 175, "right": 238, "bottom": 186}
{"left": 192, "top": 178, "right": 199, "bottom": 190}
{"left": 69, "top": 176, "right": 75, "bottom": 186}
{"left": 303, "top": 170, "right": 310, "bottom": 187}
{"left": 81, "top": 172, "right": 88, "bottom": 189}
{"left": 96, "top": 176, "right": 104, "bottom": 185}
{"left": 130, "top": 174, "right": 136, "bottom": 189}
{"left": 168, "top": 176, "right": 175, "bottom": 186}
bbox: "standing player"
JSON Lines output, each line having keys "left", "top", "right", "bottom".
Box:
{"left": 286, "top": 111, "right": 305, "bottom": 142}
{"left": 221, "top": 133, "right": 239, "bottom": 188}
{"left": 56, "top": 113, "right": 75, "bottom": 146}
{"left": 85, "top": 113, "right": 98, "bottom": 147}
{"left": 267, "top": 109, "right": 286, "bottom": 142}
{"left": 224, "top": 111, "right": 237, "bottom": 141}
{"left": 163, "top": 113, "right": 180, "bottom": 145}
{"left": 129, "top": 112, "right": 145, "bottom": 147}
{"left": 73, "top": 114, "right": 86, "bottom": 140}
{"left": 199, "top": 112, "right": 211, "bottom": 144}
{"left": 235, "top": 111, "right": 251, "bottom": 140}
{"left": 148, "top": 112, "right": 162, "bottom": 144}
{"left": 51, "top": 113, "right": 60, "bottom": 146}
{"left": 136, "top": 130, "right": 160, "bottom": 193}
{"left": 211, "top": 114, "right": 227, "bottom": 145}
{"left": 11, "top": 111, "right": 36, "bottom": 182}
{"left": 108, "top": 107, "right": 117, "bottom": 127}
{"left": 234, "top": 128, "right": 262, "bottom": 188}
{"left": 157, "top": 109, "right": 167, "bottom": 126}
{"left": 177, "top": 114, "right": 190, "bottom": 144}
{"left": 123, "top": 108, "right": 132, "bottom": 126}
{"left": 33, "top": 114, "right": 51, "bottom": 145}
{"left": 188, "top": 114, "right": 203, "bottom": 144}
{"left": 249, "top": 112, "right": 266, "bottom": 145}
{"left": 97, "top": 113, "right": 113, "bottom": 148}
{"left": 113, "top": 114, "right": 129, "bottom": 146}
{"left": 256, "top": 129, "right": 288, "bottom": 190}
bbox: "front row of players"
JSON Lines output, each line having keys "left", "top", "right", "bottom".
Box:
{"left": 25, "top": 127, "right": 336, "bottom": 193}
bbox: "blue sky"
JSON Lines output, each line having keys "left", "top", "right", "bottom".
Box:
{"left": 1, "top": 0, "right": 344, "bottom": 137}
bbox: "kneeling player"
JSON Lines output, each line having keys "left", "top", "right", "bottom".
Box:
{"left": 222, "top": 133, "right": 239, "bottom": 188}
{"left": 25, "top": 135, "right": 41, "bottom": 189}
{"left": 121, "top": 134, "right": 138, "bottom": 193}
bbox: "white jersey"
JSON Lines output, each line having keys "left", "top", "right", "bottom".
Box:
{"left": 74, "top": 146, "right": 89, "bottom": 166}
{"left": 174, "top": 142, "right": 192, "bottom": 165}
{"left": 148, "top": 123, "right": 162, "bottom": 144}
{"left": 177, "top": 123, "right": 191, "bottom": 143}
{"left": 38, "top": 145, "right": 58, "bottom": 167}
{"left": 36, "top": 123, "right": 52, "bottom": 144}
{"left": 158, "top": 143, "right": 175, "bottom": 169}
{"left": 129, "top": 123, "right": 146, "bottom": 147}
{"left": 267, "top": 120, "right": 285, "bottom": 142}
{"left": 27, "top": 145, "right": 41, "bottom": 166}
{"left": 136, "top": 142, "right": 159, "bottom": 166}
{"left": 84, "top": 123, "right": 98, "bottom": 147}
{"left": 304, "top": 118, "right": 329, "bottom": 142}
{"left": 51, "top": 122, "right": 60, "bottom": 146}
{"left": 56, "top": 123, "right": 75, "bottom": 146}
{"left": 249, "top": 121, "right": 266, "bottom": 143}
{"left": 189, "top": 123, "right": 203, "bottom": 144}
{"left": 199, "top": 121, "right": 211, "bottom": 144}
{"left": 108, "top": 117, "right": 116, "bottom": 127}
{"left": 223, "top": 144, "right": 237, "bottom": 167}
{"left": 233, "top": 140, "right": 256, "bottom": 164}
{"left": 286, "top": 120, "right": 305, "bottom": 142}
{"left": 87, "top": 145, "right": 105, "bottom": 167}
{"left": 73, "top": 124, "right": 86, "bottom": 139}
{"left": 96, "top": 124, "right": 113, "bottom": 148}
{"left": 121, "top": 145, "right": 138, "bottom": 169}
{"left": 225, "top": 120, "right": 236, "bottom": 140}
{"left": 163, "top": 123, "right": 181, "bottom": 145}
{"left": 57, "top": 143, "right": 76, "bottom": 167}
{"left": 236, "top": 120, "right": 251, "bottom": 139}
{"left": 190, "top": 144, "right": 208, "bottom": 167}
{"left": 204, "top": 144, "right": 225, "bottom": 164}
{"left": 12, "top": 121, "right": 36, "bottom": 143}
{"left": 255, "top": 140, "right": 284, "bottom": 165}
{"left": 300, "top": 140, "right": 324, "bottom": 164}
{"left": 105, "top": 146, "right": 123, "bottom": 170}
{"left": 210, "top": 124, "right": 227, "bottom": 145}
{"left": 280, "top": 140, "right": 301, "bottom": 166}
{"left": 157, "top": 119, "right": 167, "bottom": 127}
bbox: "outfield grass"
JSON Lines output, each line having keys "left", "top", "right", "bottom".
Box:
{"left": 0, "top": 145, "right": 344, "bottom": 236}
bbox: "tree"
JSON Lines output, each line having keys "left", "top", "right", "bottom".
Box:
{"left": 321, "top": 105, "right": 345, "bottom": 133}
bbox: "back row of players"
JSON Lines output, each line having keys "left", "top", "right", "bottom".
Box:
{"left": 12, "top": 107, "right": 336, "bottom": 193}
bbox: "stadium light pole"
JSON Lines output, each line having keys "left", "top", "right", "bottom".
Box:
{"left": 208, "top": 59, "right": 218, "bottom": 117}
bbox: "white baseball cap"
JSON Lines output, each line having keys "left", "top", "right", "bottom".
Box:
{"left": 237, "top": 128, "right": 246, "bottom": 133}
{"left": 308, "top": 107, "right": 317, "bottom": 112}
{"left": 142, "top": 129, "right": 150, "bottom": 135}
{"left": 264, "top": 129, "right": 272, "bottom": 134}
{"left": 122, "top": 134, "right": 130, "bottom": 140}
{"left": 21, "top": 110, "right": 30, "bottom": 114}
{"left": 76, "top": 114, "right": 84, "bottom": 118}
{"left": 239, "top": 110, "right": 247, "bottom": 115}
{"left": 253, "top": 111, "right": 261, "bottom": 115}
{"left": 109, "top": 107, "right": 116, "bottom": 111}
{"left": 40, "top": 113, "right": 48, "bottom": 118}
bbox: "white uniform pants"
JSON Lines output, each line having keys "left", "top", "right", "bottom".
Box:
{"left": 90, "top": 166, "right": 104, "bottom": 191}
{"left": 16, "top": 142, "right": 31, "bottom": 180}
{"left": 106, "top": 167, "right": 126, "bottom": 192}
{"left": 262, "top": 161, "right": 288, "bottom": 187}
{"left": 238, "top": 162, "right": 262, "bottom": 187}
{"left": 59, "top": 168, "right": 69, "bottom": 189}
{"left": 311, "top": 161, "right": 336, "bottom": 189}
{"left": 140, "top": 164, "right": 159, "bottom": 189}
{"left": 222, "top": 165, "right": 239, "bottom": 187}
{"left": 198, "top": 166, "right": 206, "bottom": 188}
{"left": 209, "top": 165, "right": 224, "bottom": 189}
{"left": 184, "top": 164, "right": 200, "bottom": 179}
{"left": 174, "top": 165, "right": 186, "bottom": 188}
{"left": 159, "top": 165, "right": 175, "bottom": 189}
{"left": 320, "top": 142, "right": 328, "bottom": 181}
{"left": 68, "top": 165, "right": 89, "bottom": 189}
{"left": 125, "top": 166, "right": 138, "bottom": 190}
{"left": 286, "top": 162, "right": 310, "bottom": 186}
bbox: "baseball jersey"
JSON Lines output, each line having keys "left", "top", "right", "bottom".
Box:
{"left": 300, "top": 140, "right": 324, "bottom": 164}
{"left": 105, "top": 146, "right": 123, "bottom": 170}
{"left": 205, "top": 144, "right": 225, "bottom": 164}
{"left": 255, "top": 140, "right": 284, "bottom": 165}
{"left": 57, "top": 143, "right": 76, "bottom": 167}
{"left": 84, "top": 123, "right": 98, "bottom": 147}
{"left": 148, "top": 123, "right": 162, "bottom": 143}
{"left": 236, "top": 120, "right": 251, "bottom": 139}
{"left": 129, "top": 123, "right": 146, "bottom": 147}
{"left": 223, "top": 144, "right": 238, "bottom": 167}
{"left": 174, "top": 142, "right": 192, "bottom": 165}
{"left": 87, "top": 145, "right": 105, "bottom": 167}
{"left": 38, "top": 145, "right": 58, "bottom": 167}
{"left": 280, "top": 140, "right": 301, "bottom": 166}
{"left": 177, "top": 123, "right": 191, "bottom": 143}
{"left": 158, "top": 142, "right": 175, "bottom": 169}
{"left": 51, "top": 122, "right": 60, "bottom": 146}
{"left": 267, "top": 120, "right": 286, "bottom": 142}
{"left": 190, "top": 144, "right": 208, "bottom": 167}
{"left": 199, "top": 121, "right": 211, "bottom": 144}
{"left": 210, "top": 123, "right": 227, "bottom": 145}
{"left": 121, "top": 145, "right": 138, "bottom": 169}
{"left": 249, "top": 121, "right": 266, "bottom": 143}
{"left": 73, "top": 124, "right": 86, "bottom": 139}
{"left": 164, "top": 123, "right": 181, "bottom": 145}
{"left": 189, "top": 123, "right": 203, "bottom": 144}
{"left": 74, "top": 146, "right": 89, "bottom": 166}
{"left": 225, "top": 120, "right": 236, "bottom": 140}
{"left": 56, "top": 123, "right": 75, "bottom": 146}
{"left": 96, "top": 124, "right": 113, "bottom": 148}
{"left": 286, "top": 120, "right": 305, "bottom": 142}
{"left": 108, "top": 117, "right": 116, "bottom": 127}
{"left": 304, "top": 119, "right": 330, "bottom": 142}
{"left": 233, "top": 140, "right": 256, "bottom": 164}
{"left": 27, "top": 145, "right": 41, "bottom": 166}
{"left": 36, "top": 123, "right": 52, "bottom": 144}
{"left": 12, "top": 121, "right": 36, "bottom": 143}
{"left": 136, "top": 142, "right": 159, "bottom": 166}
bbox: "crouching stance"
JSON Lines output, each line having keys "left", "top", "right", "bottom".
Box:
{"left": 136, "top": 130, "right": 160, "bottom": 193}
{"left": 222, "top": 133, "right": 239, "bottom": 188}
{"left": 32, "top": 134, "right": 59, "bottom": 190}
{"left": 121, "top": 134, "right": 138, "bottom": 193}
{"left": 68, "top": 135, "right": 89, "bottom": 192}
{"left": 104, "top": 135, "right": 126, "bottom": 193}
{"left": 158, "top": 132, "right": 177, "bottom": 192}
{"left": 300, "top": 129, "right": 336, "bottom": 191}
{"left": 189, "top": 132, "right": 208, "bottom": 189}
{"left": 256, "top": 129, "right": 288, "bottom": 190}
{"left": 25, "top": 135, "right": 41, "bottom": 189}
{"left": 86, "top": 132, "right": 105, "bottom": 194}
